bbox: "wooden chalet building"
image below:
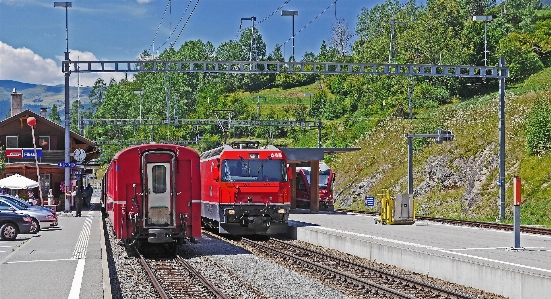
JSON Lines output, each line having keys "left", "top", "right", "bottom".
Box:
{"left": 0, "top": 89, "right": 99, "bottom": 206}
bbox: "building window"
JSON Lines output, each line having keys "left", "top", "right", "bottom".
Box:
{"left": 6, "top": 136, "right": 18, "bottom": 148}
{"left": 38, "top": 136, "right": 50, "bottom": 150}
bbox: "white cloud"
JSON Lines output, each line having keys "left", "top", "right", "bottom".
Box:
{"left": 0, "top": 41, "right": 61, "bottom": 85}
{"left": 136, "top": 0, "right": 153, "bottom": 4}
{"left": 65, "top": 50, "right": 127, "bottom": 87}
{"left": 0, "top": 41, "right": 128, "bottom": 87}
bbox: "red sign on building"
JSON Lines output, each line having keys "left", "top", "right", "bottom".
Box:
{"left": 6, "top": 149, "right": 23, "bottom": 158}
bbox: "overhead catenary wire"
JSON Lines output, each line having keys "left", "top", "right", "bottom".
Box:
{"left": 233, "top": 0, "right": 291, "bottom": 42}
{"left": 282, "top": 0, "right": 339, "bottom": 48}
{"left": 171, "top": 0, "right": 201, "bottom": 48}
{"left": 159, "top": 0, "right": 195, "bottom": 50}
{"left": 149, "top": 0, "right": 172, "bottom": 55}
{"left": 257, "top": 0, "right": 291, "bottom": 25}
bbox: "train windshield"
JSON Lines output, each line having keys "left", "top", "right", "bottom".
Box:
{"left": 303, "top": 169, "right": 331, "bottom": 189}
{"left": 221, "top": 158, "right": 287, "bottom": 182}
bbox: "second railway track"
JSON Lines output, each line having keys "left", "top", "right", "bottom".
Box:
{"left": 138, "top": 250, "right": 231, "bottom": 299}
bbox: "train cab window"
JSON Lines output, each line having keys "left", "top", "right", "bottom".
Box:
{"left": 151, "top": 165, "right": 167, "bottom": 194}
{"left": 222, "top": 159, "right": 285, "bottom": 182}
{"left": 297, "top": 175, "right": 307, "bottom": 190}
{"left": 319, "top": 170, "right": 330, "bottom": 189}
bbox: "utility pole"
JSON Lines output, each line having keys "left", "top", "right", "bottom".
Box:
{"left": 240, "top": 17, "right": 257, "bottom": 61}
{"left": 281, "top": 10, "right": 299, "bottom": 61}
{"left": 388, "top": 20, "right": 407, "bottom": 64}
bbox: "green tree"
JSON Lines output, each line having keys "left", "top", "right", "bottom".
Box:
{"left": 330, "top": 18, "right": 353, "bottom": 58}
{"left": 49, "top": 104, "right": 62, "bottom": 124}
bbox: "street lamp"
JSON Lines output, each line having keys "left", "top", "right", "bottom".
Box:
{"left": 281, "top": 10, "right": 298, "bottom": 61}
{"left": 240, "top": 17, "right": 256, "bottom": 61}
{"left": 134, "top": 91, "right": 143, "bottom": 120}
{"left": 54, "top": 1, "right": 72, "bottom": 213}
{"left": 304, "top": 93, "right": 313, "bottom": 116}
{"left": 473, "top": 15, "right": 493, "bottom": 66}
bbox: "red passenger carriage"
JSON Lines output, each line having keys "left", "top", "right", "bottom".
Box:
{"left": 200, "top": 141, "right": 292, "bottom": 235}
{"left": 296, "top": 161, "right": 336, "bottom": 210}
{"left": 102, "top": 144, "right": 201, "bottom": 248}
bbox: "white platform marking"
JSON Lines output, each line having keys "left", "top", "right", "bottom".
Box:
{"left": 68, "top": 212, "right": 94, "bottom": 299}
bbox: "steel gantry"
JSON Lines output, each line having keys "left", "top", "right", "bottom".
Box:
{"left": 64, "top": 60, "right": 507, "bottom": 78}
{"left": 62, "top": 59, "right": 509, "bottom": 218}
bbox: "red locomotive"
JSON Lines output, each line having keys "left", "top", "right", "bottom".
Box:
{"left": 102, "top": 144, "right": 201, "bottom": 249}
{"left": 296, "top": 161, "right": 335, "bottom": 210}
{"left": 200, "top": 141, "right": 292, "bottom": 235}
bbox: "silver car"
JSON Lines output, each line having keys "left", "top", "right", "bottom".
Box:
{"left": 0, "top": 194, "right": 56, "bottom": 215}
{"left": 0, "top": 197, "right": 58, "bottom": 233}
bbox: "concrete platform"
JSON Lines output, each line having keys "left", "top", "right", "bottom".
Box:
{"left": 288, "top": 210, "right": 551, "bottom": 299}
{"left": 0, "top": 199, "right": 109, "bottom": 299}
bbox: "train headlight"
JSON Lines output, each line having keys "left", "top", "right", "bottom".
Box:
{"left": 277, "top": 208, "right": 286, "bottom": 214}
{"left": 226, "top": 209, "right": 236, "bottom": 215}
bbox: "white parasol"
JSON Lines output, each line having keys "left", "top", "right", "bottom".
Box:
{"left": 0, "top": 174, "right": 40, "bottom": 189}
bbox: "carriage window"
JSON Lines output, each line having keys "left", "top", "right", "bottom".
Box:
{"left": 151, "top": 165, "right": 167, "bottom": 194}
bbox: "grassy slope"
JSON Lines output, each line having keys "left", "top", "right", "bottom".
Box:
{"left": 241, "top": 68, "right": 551, "bottom": 227}
{"left": 330, "top": 69, "right": 551, "bottom": 227}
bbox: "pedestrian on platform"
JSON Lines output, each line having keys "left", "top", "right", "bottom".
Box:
{"left": 84, "top": 183, "right": 93, "bottom": 208}
{"left": 75, "top": 186, "right": 84, "bottom": 217}
{"left": 28, "top": 191, "right": 36, "bottom": 206}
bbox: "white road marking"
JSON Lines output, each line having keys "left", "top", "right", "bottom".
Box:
{"left": 6, "top": 258, "right": 74, "bottom": 264}
{"left": 448, "top": 247, "right": 546, "bottom": 251}
{"left": 68, "top": 259, "right": 86, "bottom": 299}
{"left": 67, "top": 213, "right": 94, "bottom": 299}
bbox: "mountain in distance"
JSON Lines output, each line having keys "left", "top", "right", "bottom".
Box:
{"left": 0, "top": 80, "right": 90, "bottom": 121}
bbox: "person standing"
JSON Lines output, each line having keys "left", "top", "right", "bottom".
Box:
{"left": 28, "top": 191, "right": 36, "bottom": 206}
{"left": 84, "top": 183, "right": 93, "bottom": 209}
{"left": 75, "top": 186, "right": 84, "bottom": 217}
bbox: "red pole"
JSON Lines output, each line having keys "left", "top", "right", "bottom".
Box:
{"left": 513, "top": 177, "right": 521, "bottom": 206}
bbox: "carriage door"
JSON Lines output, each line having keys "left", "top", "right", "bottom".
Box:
{"left": 146, "top": 162, "right": 172, "bottom": 226}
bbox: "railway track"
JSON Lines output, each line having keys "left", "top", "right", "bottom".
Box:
{"left": 138, "top": 249, "right": 231, "bottom": 299}
{"left": 336, "top": 209, "right": 551, "bottom": 236}
{"left": 238, "top": 237, "right": 484, "bottom": 299}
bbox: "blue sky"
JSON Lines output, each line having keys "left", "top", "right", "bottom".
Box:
{"left": 0, "top": 0, "right": 386, "bottom": 87}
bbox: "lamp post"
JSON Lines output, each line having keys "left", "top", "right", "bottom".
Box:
{"left": 134, "top": 91, "right": 143, "bottom": 121}
{"left": 54, "top": 1, "right": 72, "bottom": 213}
{"left": 304, "top": 93, "right": 313, "bottom": 117}
{"left": 240, "top": 17, "right": 257, "bottom": 61}
{"left": 281, "top": 10, "right": 298, "bottom": 61}
{"left": 473, "top": 15, "right": 493, "bottom": 66}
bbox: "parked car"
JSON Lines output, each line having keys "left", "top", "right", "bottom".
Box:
{"left": 0, "top": 197, "right": 58, "bottom": 233}
{"left": 0, "top": 194, "right": 56, "bottom": 215}
{"left": 0, "top": 211, "right": 35, "bottom": 240}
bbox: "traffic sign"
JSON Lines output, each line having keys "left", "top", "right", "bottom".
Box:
{"left": 58, "top": 162, "right": 77, "bottom": 168}
{"left": 365, "top": 196, "right": 375, "bottom": 207}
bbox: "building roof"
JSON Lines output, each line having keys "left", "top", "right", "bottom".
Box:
{"left": 0, "top": 109, "right": 96, "bottom": 146}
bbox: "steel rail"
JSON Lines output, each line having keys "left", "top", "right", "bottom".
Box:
{"left": 240, "top": 237, "right": 418, "bottom": 299}
{"left": 176, "top": 256, "right": 231, "bottom": 299}
{"left": 267, "top": 238, "right": 482, "bottom": 299}
{"left": 138, "top": 255, "right": 170, "bottom": 299}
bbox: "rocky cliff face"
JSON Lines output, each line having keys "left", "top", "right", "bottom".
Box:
{"left": 335, "top": 143, "right": 505, "bottom": 218}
